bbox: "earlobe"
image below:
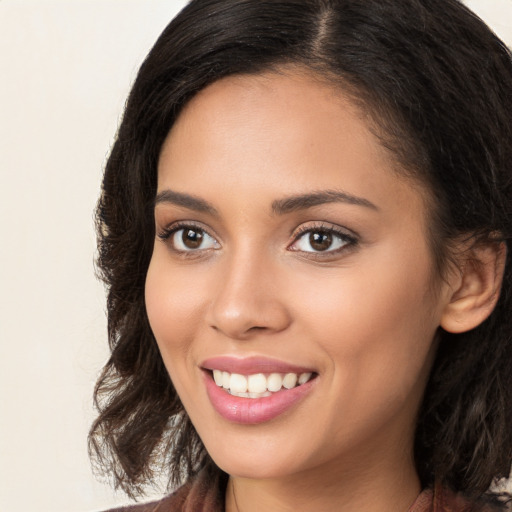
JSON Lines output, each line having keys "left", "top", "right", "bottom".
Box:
{"left": 440, "top": 241, "right": 506, "bottom": 334}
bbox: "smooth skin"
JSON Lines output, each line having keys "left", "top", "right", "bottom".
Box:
{"left": 145, "top": 69, "right": 504, "bottom": 512}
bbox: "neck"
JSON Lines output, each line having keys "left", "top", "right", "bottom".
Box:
{"left": 225, "top": 441, "right": 421, "bottom": 512}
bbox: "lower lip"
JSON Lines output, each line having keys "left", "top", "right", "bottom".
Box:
{"left": 203, "top": 371, "right": 316, "bottom": 424}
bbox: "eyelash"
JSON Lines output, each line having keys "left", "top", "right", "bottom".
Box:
{"left": 157, "top": 221, "right": 219, "bottom": 256}
{"left": 158, "top": 221, "right": 204, "bottom": 241}
{"left": 157, "top": 221, "right": 358, "bottom": 258}
{"left": 289, "top": 223, "right": 358, "bottom": 257}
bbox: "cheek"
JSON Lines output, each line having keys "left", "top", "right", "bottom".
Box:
{"left": 300, "top": 271, "right": 435, "bottom": 342}
{"left": 145, "top": 252, "right": 208, "bottom": 363}
{"left": 294, "top": 241, "right": 439, "bottom": 386}
{"left": 292, "top": 264, "right": 438, "bottom": 447}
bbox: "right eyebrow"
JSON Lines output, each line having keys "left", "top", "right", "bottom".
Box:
{"left": 154, "top": 189, "right": 219, "bottom": 216}
{"left": 271, "top": 189, "right": 378, "bottom": 215}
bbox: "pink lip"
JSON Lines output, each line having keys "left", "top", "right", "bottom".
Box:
{"left": 201, "top": 356, "right": 315, "bottom": 375}
{"left": 201, "top": 357, "right": 317, "bottom": 425}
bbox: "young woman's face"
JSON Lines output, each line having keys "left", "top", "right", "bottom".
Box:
{"left": 146, "top": 71, "right": 453, "bottom": 481}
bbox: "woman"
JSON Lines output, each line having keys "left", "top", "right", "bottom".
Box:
{"left": 90, "top": 0, "right": 512, "bottom": 510}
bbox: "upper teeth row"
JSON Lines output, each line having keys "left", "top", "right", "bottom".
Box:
{"left": 213, "top": 370, "right": 313, "bottom": 394}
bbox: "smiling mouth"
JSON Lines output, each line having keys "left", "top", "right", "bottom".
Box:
{"left": 210, "top": 370, "right": 316, "bottom": 398}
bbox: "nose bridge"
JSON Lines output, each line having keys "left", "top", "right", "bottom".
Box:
{"left": 208, "top": 243, "right": 290, "bottom": 339}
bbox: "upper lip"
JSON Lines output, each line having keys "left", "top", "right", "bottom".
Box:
{"left": 201, "top": 356, "right": 316, "bottom": 375}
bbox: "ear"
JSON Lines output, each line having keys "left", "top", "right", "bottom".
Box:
{"left": 440, "top": 241, "right": 506, "bottom": 333}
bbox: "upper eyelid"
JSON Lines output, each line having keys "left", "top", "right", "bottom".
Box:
{"left": 288, "top": 223, "right": 359, "bottom": 255}
{"left": 157, "top": 219, "right": 358, "bottom": 247}
{"left": 158, "top": 222, "right": 220, "bottom": 254}
{"left": 291, "top": 222, "right": 358, "bottom": 240}
{"left": 158, "top": 220, "right": 217, "bottom": 237}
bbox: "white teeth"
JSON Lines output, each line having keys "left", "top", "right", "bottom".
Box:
{"left": 248, "top": 373, "right": 267, "bottom": 394}
{"left": 249, "top": 391, "right": 272, "bottom": 398}
{"left": 298, "top": 372, "right": 312, "bottom": 385}
{"left": 267, "top": 373, "right": 283, "bottom": 392}
{"left": 232, "top": 391, "right": 250, "bottom": 398}
{"left": 229, "top": 373, "right": 248, "bottom": 393}
{"left": 229, "top": 390, "right": 272, "bottom": 398}
{"left": 212, "top": 370, "right": 314, "bottom": 397}
{"left": 213, "top": 369, "right": 223, "bottom": 386}
{"left": 282, "top": 373, "right": 298, "bottom": 389}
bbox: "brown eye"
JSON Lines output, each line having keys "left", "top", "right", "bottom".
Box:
{"left": 309, "top": 231, "right": 333, "bottom": 251}
{"left": 167, "top": 226, "right": 219, "bottom": 252}
{"left": 182, "top": 228, "right": 204, "bottom": 249}
{"left": 290, "top": 226, "right": 354, "bottom": 254}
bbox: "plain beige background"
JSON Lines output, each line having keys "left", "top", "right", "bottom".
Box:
{"left": 0, "top": 1, "right": 511, "bottom": 511}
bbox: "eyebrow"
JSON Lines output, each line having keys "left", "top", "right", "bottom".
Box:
{"left": 154, "top": 188, "right": 377, "bottom": 216}
{"left": 154, "top": 189, "right": 219, "bottom": 216}
{"left": 271, "top": 190, "right": 378, "bottom": 215}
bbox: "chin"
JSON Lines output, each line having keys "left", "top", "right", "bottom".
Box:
{"left": 213, "top": 455, "right": 294, "bottom": 480}
{"left": 199, "top": 428, "right": 312, "bottom": 481}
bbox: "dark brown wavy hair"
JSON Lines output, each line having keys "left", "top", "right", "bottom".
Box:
{"left": 89, "top": 0, "right": 512, "bottom": 501}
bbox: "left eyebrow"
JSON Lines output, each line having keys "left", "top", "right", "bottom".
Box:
{"left": 271, "top": 190, "right": 378, "bottom": 215}
{"left": 154, "top": 189, "right": 219, "bottom": 216}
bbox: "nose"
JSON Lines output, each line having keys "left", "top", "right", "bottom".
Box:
{"left": 207, "top": 248, "right": 292, "bottom": 340}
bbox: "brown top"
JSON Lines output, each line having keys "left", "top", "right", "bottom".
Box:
{"left": 105, "top": 474, "right": 508, "bottom": 512}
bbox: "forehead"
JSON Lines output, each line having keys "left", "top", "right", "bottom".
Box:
{"left": 157, "top": 70, "right": 428, "bottom": 224}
